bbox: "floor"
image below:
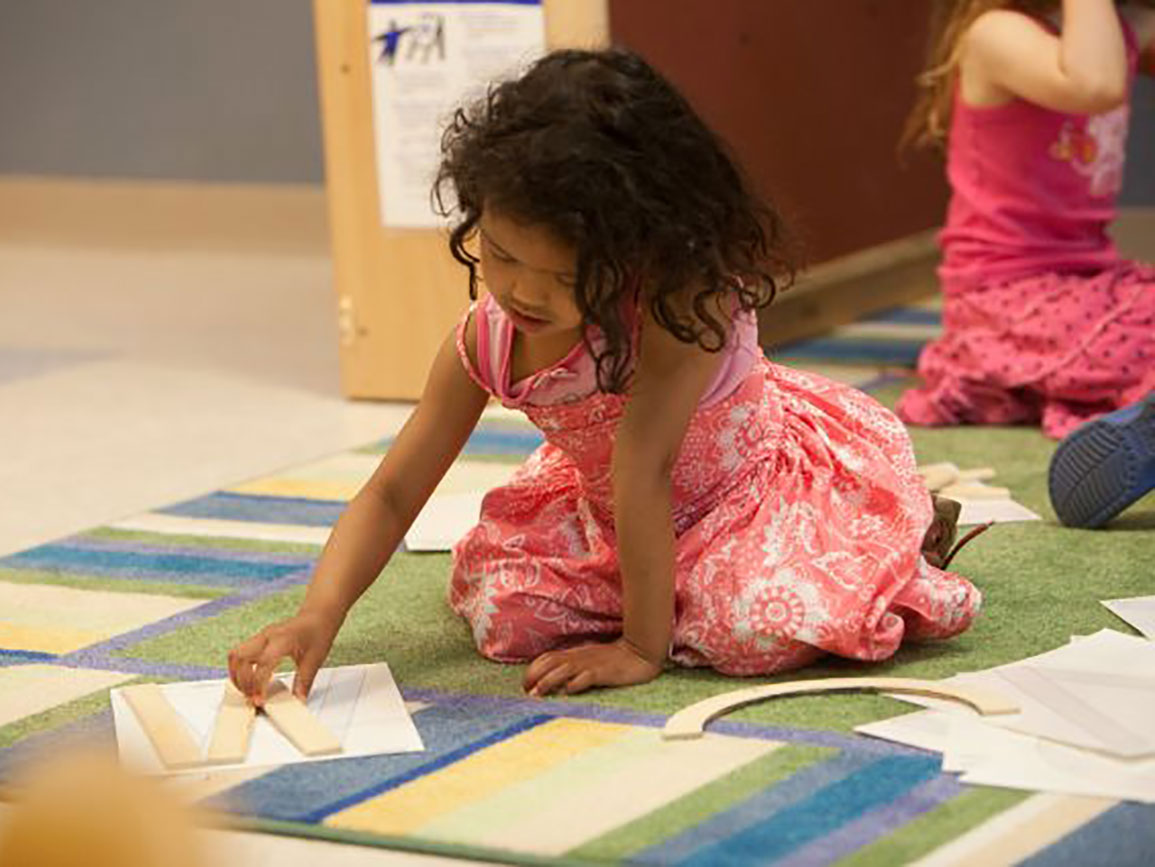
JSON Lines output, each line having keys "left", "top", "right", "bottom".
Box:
{"left": 2, "top": 178, "right": 1152, "bottom": 864}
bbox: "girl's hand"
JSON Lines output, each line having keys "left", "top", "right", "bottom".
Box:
{"left": 523, "top": 639, "right": 662, "bottom": 696}
{"left": 227, "top": 609, "right": 342, "bottom": 707}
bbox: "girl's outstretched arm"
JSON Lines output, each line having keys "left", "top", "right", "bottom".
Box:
{"left": 963, "top": 0, "right": 1129, "bottom": 113}
{"left": 524, "top": 304, "right": 723, "bottom": 697}
{"left": 229, "top": 322, "right": 488, "bottom": 705}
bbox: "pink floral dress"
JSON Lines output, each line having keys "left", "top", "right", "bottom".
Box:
{"left": 449, "top": 295, "right": 981, "bottom": 675}
{"left": 898, "top": 16, "right": 1154, "bottom": 439}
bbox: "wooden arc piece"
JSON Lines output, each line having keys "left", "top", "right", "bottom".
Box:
{"left": 121, "top": 683, "right": 203, "bottom": 769}
{"left": 206, "top": 682, "right": 257, "bottom": 765}
{"left": 662, "top": 677, "right": 1019, "bottom": 740}
{"left": 261, "top": 680, "right": 342, "bottom": 757}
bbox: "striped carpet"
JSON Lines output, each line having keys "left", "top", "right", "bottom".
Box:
{"left": 771, "top": 298, "right": 943, "bottom": 368}
{"left": 2, "top": 304, "right": 1152, "bottom": 866}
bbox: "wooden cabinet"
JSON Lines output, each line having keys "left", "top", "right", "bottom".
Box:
{"left": 313, "top": 0, "right": 607, "bottom": 400}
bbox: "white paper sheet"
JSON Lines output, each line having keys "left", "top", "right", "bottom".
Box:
{"left": 1102, "top": 596, "right": 1155, "bottom": 640}
{"left": 366, "top": 0, "right": 545, "bottom": 227}
{"left": 892, "top": 630, "right": 1155, "bottom": 757}
{"left": 111, "top": 664, "right": 424, "bottom": 775}
{"left": 946, "top": 715, "right": 1155, "bottom": 803}
{"left": 956, "top": 497, "right": 1041, "bottom": 526}
{"left": 855, "top": 710, "right": 957, "bottom": 754}
{"left": 404, "top": 491, "right": 485, "bottom": 551}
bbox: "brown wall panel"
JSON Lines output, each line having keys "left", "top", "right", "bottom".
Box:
{"left": 609, "top": 0, "right": 948, "bottom": 263}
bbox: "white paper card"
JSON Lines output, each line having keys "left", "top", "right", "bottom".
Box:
{"left": 405, "top": 491, "right": 485, "bottom": 551}
{"left": 957, "top": 497, "right": 1041, "bottom": 526}
{"left": 111, "top": 664, "right": 424, "bottom": 775}
{"left": 1102, "top": 596, "right": 1155, "bottom": 640}
{"left": 855, "top": 710, "right": 955, "bottom": 754}
{"left": 891, "top": 630, "right": 1155, "bottom": 757}
{"left": 366, "top": 0, "right": 546, "bottom": 228}
{"left": 947, "top": 715, "right": 1155, "bottom": 803}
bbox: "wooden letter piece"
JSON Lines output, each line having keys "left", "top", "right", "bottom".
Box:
{"left": 205, "top": 682, "right": 257, "bottom": 765}
{"left": 917, "top": 463, "right": 959, "bottom": 492}
{"left": 121, "top": 683, "right": 203, "bottom": 770}
{"left": 663, "top": 676, "right": 1018, "bottom": 740}
{"left": 262, "top": 680, "right": 342, "bottom": 756}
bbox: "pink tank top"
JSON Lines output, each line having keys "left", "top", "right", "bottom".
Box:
{"left": 938, "top": 15, "right": 1138, "bottom": 287}
{"left": 459, "top": 293, "right": 762, "bottom": 408}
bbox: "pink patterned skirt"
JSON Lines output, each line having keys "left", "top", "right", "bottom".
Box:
{"left": 899, "top": 261, "right": 1155, "bottom": 440}
{"left": 449, "top": 360, "right": 981, "bottom": 676}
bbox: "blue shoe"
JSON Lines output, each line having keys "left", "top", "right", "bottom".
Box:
{"left": 1048, "top": 393, "right": 1155, "bottom": 528}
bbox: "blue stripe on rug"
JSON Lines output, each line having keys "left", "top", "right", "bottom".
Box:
{"left": 156, "top": 491, "right": 346, "bottom": 527}
{"left": 864, "top": 307, "right": 941, "bottom": 325}
{"left": 461, "top": 429, "right": 543, "bottom": 454}
{"left": 637, "top": 751, "right": 875, "bottom": 864}
{"left": 63, "top": 535, "right": 315, "bottom": 566}
{"left": 0, "top": 708, "right": 116, "bottom": 777}
{"left": 772, "top": 774, "right": 963, "bottom": 867}
{"left": 0, "top": 648, "right": 58, "bottom": 663}
{"left": 773, "top": 338, "right": 924, "bottom": 365}
{"left": 673, "top": 754, "right": 942, "bottom": 865}
{"left": 1020, "top": 802, "right": 1155, "bottom": 867}
{"left": 1, "top": 545, "right": 305, "bottom": 586}
{"left": 209, "top": 706, "right": 555, "bottom": 823}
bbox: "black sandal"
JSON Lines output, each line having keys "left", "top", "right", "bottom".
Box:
{"left": 921, "top": 495, "right": 992, "bottom": 570}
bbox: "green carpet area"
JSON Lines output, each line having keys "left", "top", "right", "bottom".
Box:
{"left": 122, "top": 379, "right": 1155, "bottom": 735}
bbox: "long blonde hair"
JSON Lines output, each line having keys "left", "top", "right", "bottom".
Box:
{"left": 902, "top": 0, "right": 1060, "bottom": 150}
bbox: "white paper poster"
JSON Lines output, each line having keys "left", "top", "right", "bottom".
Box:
{"left": 111, "top": 664, "right": 424, "bottom": 775}
{"left": 366, "top": 0, "right": 546, "bottom": 228}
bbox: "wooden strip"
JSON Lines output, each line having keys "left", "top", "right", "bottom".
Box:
{"left": 121, "top": 683, "right": 203, "bottom": 770}
{"left": 262, "top": 680, "right": 342, "bottom": 757}
{"left": 918, "top": 463, "right": 959, "bottom": 492}
{"left": 663, "top": 677, "right": 1018, "bottom": 740}
{"left": 956, "top": 467, "right": 996, "bottom": 483}
{"left": 206, "top": 682, "right": 257, "bottom": 765}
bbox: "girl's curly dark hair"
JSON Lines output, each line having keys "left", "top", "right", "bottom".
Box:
{"left": 435, "top": 48, "right": 793, "bottom": 393}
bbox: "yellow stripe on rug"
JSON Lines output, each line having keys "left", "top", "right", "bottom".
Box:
{"left": 324, "top": 717, "right": 633, "bottom": 836}
{"left": 110, "top": 514, "right": 330, "bottom": 545}
{"left": 451, "top": 730, "right": 779, "bottom": 856}
{"left": 912, "top": 792, "right": 1117, "bottom": 867}
{"left": 0, "top": 623, "right": 107, "bottom": 655}
{"left": 229, "top": 459, "right": 517, "bottom": 503}
{"left": 418, "top": 727, "right": 782, "bottom": 853}
{"left": 0, "top": 581, "right": 203, "bottom": 653}
{"left": 0, "top": 664, "right": 134, "bottom": 728}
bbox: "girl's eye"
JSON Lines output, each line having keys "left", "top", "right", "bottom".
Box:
{"left": 484, "top": 239, "right": 515, "bottom": 263}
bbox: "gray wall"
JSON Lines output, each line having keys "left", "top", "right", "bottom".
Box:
{"left": 0, "top": 0, "right": 323, "bottom": 183}
{"left": 1122, "top": 77, "right": 1155, "bottom": 205}
{"left": 0, "top": 0, "right": 1151, "bottom": 202}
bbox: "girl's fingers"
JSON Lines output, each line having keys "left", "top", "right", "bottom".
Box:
{"left": 562, "top": 670, "right": 596, "bottom": 695}
{"left": 523, "top": 651, "right": 561, "bottom": 692}
{"left": 248, "top": 637, "right": 294, "bottom": 707}
{"left": 292, "top": 649, "right": 326, "bottom": 700}
{"left": 529, "top": 662, "right": 575, "bottom": 697}
{"left": 229, "top": 634, "right": 269, "bottom": 697}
